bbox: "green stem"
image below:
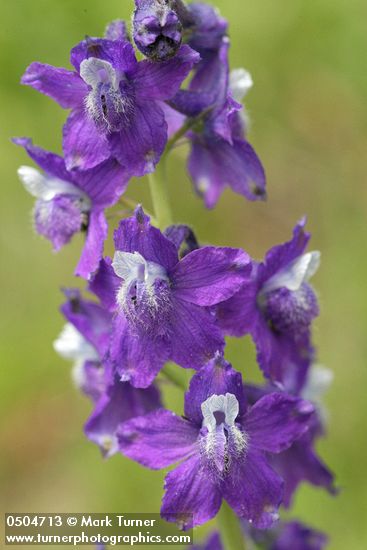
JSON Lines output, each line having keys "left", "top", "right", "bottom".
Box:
{"left": 148, "top": 156, "right": 173, "bottom": 229}
{"left": 217, "top": 501, "right": 247, "bottom": 550}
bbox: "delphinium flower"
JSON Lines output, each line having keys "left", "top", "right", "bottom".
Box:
{"left": 89, "top": 205, "right": 251, "bottom": 388}
{"left": 243, "top": 360, "right": 336, "bottom": 507}
{"left": 21, "top": 34, "right": 199, "bottom": 174}
{"left": 168, "top": 35, "right": 266, "bottom": 206}
{"left": 15, "top": 138, "right": 129, "bottom": 278}
{"left": 118, "top": 354, "right": 315, "bottom": 528}
{"left": 269, "top": 364, "right": 336, "bottom": 505}
{"left": 217, "top": 218, "right": 320, "bottom": 390}
{"left": 54, "top": 289, "right": 161, "bottom": 457}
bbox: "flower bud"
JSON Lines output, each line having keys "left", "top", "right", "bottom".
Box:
{"left": 133, "top": 0, "right": 186, "bottom": 61}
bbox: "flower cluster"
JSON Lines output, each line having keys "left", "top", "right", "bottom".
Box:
{"left": 16, "top": 0, "right": 335, "bottom": 547}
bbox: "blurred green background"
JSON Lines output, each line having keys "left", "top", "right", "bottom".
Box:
{"left": 1, "top": 0, "right": 366, "bottom": 548}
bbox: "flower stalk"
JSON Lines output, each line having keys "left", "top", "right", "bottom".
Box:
{"left": 217, "top": 501, "right": 247, "bottom": 550}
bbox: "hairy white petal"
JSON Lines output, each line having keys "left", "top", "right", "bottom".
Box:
{"left": 201, "top": 393, "right": 240, "bottom": 431}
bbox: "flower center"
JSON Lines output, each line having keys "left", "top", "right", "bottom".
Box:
{"left": 80, "top": 58, "right": 132, "bottom": 132}
{"left": 263, "top": 284, "right": 319, "bottom": 336}
{"left": 112, "top": 251, "right": 172, "bottom": 336}
{"left": 259, "top": 252, "right": 320, "bottom": 336}
{"left": 200, "top": 393, "right": 247, "bottom": 476}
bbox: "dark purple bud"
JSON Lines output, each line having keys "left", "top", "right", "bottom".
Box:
{"left": 133, "top": 0, "right": 184, "bottom": 61}
{"left": 164, "top": 223, "right": 199, "bottom": 257}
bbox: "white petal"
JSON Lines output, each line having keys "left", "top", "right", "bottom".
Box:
{"left": 18, "top": 165, "right": 90, "bottom": 205}
{"left": 224, "top": 393, "right": 240, "bottom": 425}
{"left": 53, "top": 323, "right": 98, "bottom": 362}
{"left": 112, "top": 251, "right": 146, "bottom": 282}
{"left": 302, "top": 364, "right": 334, "bottom": 403}
{"left": 80, "top": 57, "right": 119, "bottom": 90}
{"left": 230, "top": 68, "right": 253, "bottom": 103}
{"left": 263, "top": 251, "right": 321, "bottom": 293}
{"left": 201, "top": 393, "right": 240, "bottom": 431}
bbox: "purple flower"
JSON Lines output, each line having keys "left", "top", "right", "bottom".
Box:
{"left": 168, "top": 39, "right": 266, "bottom": 207}
{"left": 21, "top": 37, "right": 199, "bottom": 174}
{"left": 54, "top": 289, "right": 161, "bottom": 456}
{"left": 244, "top": 364, "right": 336, "bottom": 506}
{"left": 133, "top": 0, "right": 190, "bottom": 61}
{"left": 217, "top": 219, "right": 320, "bottom": 388}
{"left": 89, "top": 206, "right": 251, "bottom": 388}
{"left": 118, "top": 355, "right": 315, "bottom": 528}
{"left": 270, "top": 365, "right": 336, "bottom": 506}
{"left": 54, "top": 289, "right": 113, "bottom": 402}
{"left": 15, "top": 138, "right": 128, "bottom": 278}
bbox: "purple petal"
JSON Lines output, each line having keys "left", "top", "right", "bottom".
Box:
{"left": 223, "top": 448, "right": 283, "bottom": 529}
{"left": 171, "top": 246, "right": 252, "bottom": 306}
{"left": 104, "top": 20, "right": 129, "bottom": 41}
{"left": 75, "top": 210, "right": 108, "bottom": 279}
{"left": 168, "top": 89, "right": 215, "bottom": 118}
{"left": 169, "top": 299, "right": 224, "bottom": 370}
{"left": 271, "top": 439, "right": 336, "bottom": 507}
{"left": 260, "top": 218, "right": 310, "bottom": 284}
{"left": 273, "top": 521, "right": 328, "bottom": 550}
{"left": 74, "top": 158, "right": 130, "bottom": 208}
{"left": 108, "top": 99, "right": 167, "bottom": 176}
{"left": 108, "top": 313, "right": 170, "bottom": 388}
{"left": 63, "top": 109, "right": 110, "bottom": 171}
{"left": 114, "top": 206, "right": 178, "bottom": 270}
{"left": 164, "top": 224, "right": 199, "bottom": 258}
{"left": 70, "top": 37, "right": 137, "bottom": 73}
{"left": 184, "top": 354, "right": 246, "bottom": 426}
{"left": 13, "top": 137, "right": 70, "bottom": 181}
{"left": 159, "top": 102, "right": 185, "bottom": 137}
{"left": 118, "top": 408, "right": 197, "bottom": 468}
{"left": 89, "top": 257, "right": 121, "bottom": 311}
{"left": 133, "top": 45, "right": 200, "bottom": 101}
{"left": 253, "top": 317, "right": 313, "bottom": 388}
{"left": 21, "top": 63, "right": 87, "bottom": 108}
{"left": 61, "top": 289, "right": 111, "bottom": 357}
{"left": 161, "top": 455, "right": 222, "bottom": 529}
{"left": 34, "top": 195, "right": 82, "bottom": 251}
{"left": 243, "top": 393, "right": 315, "bottom": 453}
{"left": 188, "top": 140, "right": 226, "bottom": 208}
{"left": 189, "top": 137, "right": 266, "bottom": 208}
{"left": 216, "top": 281, "right": 259, "bottom": 337}
{"left": 85, "top": 377, "right": 161, "bottom": 457}
{"left": 77, "top": 361, "right": 107, "bottom": 403}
